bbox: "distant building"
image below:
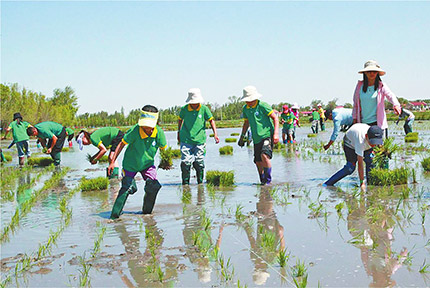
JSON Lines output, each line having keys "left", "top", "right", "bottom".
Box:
{"left": 409, "top": 101, "right": 428, "bottom": 111}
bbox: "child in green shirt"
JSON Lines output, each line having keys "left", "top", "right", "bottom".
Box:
{"left": 311, "top": 108, "right": 320, "bottom": 134}
{"left": 178, "top": 88, "right": 219, "bottom": 185}
{"left": 238, "top": 86, "right": 279, "bottom": 185}
{"left": 2, "top": 113, "right": 32, "bottom": 166}
{"left": 108, "top": 105, "right": 167, "bottom": 219}
{"left": 27, "top": 121, "right": 66, "bottom": 166}
{"left": 280, "top": 106, "right": 297, "bottom": 144}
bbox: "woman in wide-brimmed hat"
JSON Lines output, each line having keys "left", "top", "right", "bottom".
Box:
{"left": 1, "top": 113, "right": 32, "bottom": 166}
{"left": 352, "top": 60, "right": 401, "bottom": 131}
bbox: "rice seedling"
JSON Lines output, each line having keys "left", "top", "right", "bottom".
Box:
{"left": 80, "top": 177, "right": 109, "bottom": 191}
{"left": 209, "top": 133, "right": 214, "bottom": 137}
{"left": 235, "top": 204, "right": 246, "bottom": 222}
{"left": 78, "top": 256, "right": 92, "bottom": 287}
{"left": 372, "top": 137, "right": 399, "bottom": 169}
{"left": 61, "top": 147, "right": 69, "bottom": 152}
{"left": 419, "top": 260, "right": 430, "bottom": 273}
{"left": 419, "top": 204, "right": 429, "bottom": 225}
{"left": 219, "top": 145, "right": 233, "bottom": 155}
{"left": 27, "top": 157, "right": 54, "bottom": 167}
{"left": 260, "top": 230, "right": 278, "bottom": 252}
{"left": 158, "top": 147, "right": 180, "bottom": 170}
{"left": 230, "top": 132, "right": 240, "bottom": 136}
{"left": 335, "top": 202, "right": 345, "bottom": 217}
{"left": 368, "top": 167, "right": 409, "bottom": 186}
{"left": 405, "top": 132, "right": 419, "bottom": 143}
{"left": 91, "top": 224, "right": 107, "bottom": 258}
{"left": 225, "top": 137, "right": 237, "bottom": 143}
{"left": 277, "top": 248, "right": 290, "bottom": 267}
{"left": 156, "top": 265, "right": 164, "bottom": 282}
{"left": 422, "top": 157, "right": 430, "bottom": 172}
{"left": 307, "top": 133, "right": 317, "bottom": 138}
{"left": 217, "top": 254, "right": 235, "bottom": 282}
{"left": 273, "top": 142, "right": 285, "bottom": 151}
{"left": 206, "top": 170, "right": 234, "bottom": 186}
{"left": 3, "top": 153, "right": 12, "bottom": 162}
{"left": 86, "top": 153, "right": 108, "bottom": 164}
{"left": 291, "top": 259, "right": 308, "bottom": 288}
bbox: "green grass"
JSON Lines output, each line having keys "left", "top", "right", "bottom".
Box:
{"left": 219, "top": 145, "right": 233, "bottom": 155}
{"left": 225, "top": 138, "right": 237, "bottom": 143}
{"left": 206, "top": 170, "right": 234, "bottom": 186}
{"left": 27, "top": 157, "right": 53, "bottom": 167}
{"left": 80, "top": 177, "right": 109, "bottom": 191}
{"left": 230, "top": 132, "right": 240, "bottom": 136}
{"left": 422, "top": 157, "right": 430, "bottom": 172}
{"left": 369, "top": 167, "right": 409, "bottom": 186}
{"left": 307, "top": 133, "right": 317, "bottom": 138}
{"left": 405, "top": 132, "right": 419, "bottom": 143}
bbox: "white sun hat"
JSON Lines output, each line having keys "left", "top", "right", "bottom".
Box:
{"left": 241, "top": 85, "right": 262, "bottom": 102}
{"left": 291, "top": 102, "right": 299, "bottom": 109}
{"left": 358, "top": 60, "right": 386, "bottom": 76}
{"left": 186, "top": 88, "right": 204, "bottom": 104}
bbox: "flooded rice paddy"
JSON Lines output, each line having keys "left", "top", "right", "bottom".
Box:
{"left": 1, "top": 122, "right": 430, "bottom": 287}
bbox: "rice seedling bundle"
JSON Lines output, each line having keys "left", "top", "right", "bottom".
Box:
{"left": 273, "top": 142, "right": 285, "bottom": 151}
{"left": 405, "top": 132, "right": 419, "bottom": 143}
{"left": 209, "top": 133, "right": 214, "bottom": 137}
{"left": 86, "top": 154, "right": 109, "bottom": 164}
{"left": 230, "top": 132, "right": 240, "bottom": 136}
{"left": 206, "top": 170, "right": 234, "bottom": 186}
{"left": 368, "top": 167, "right": 409, "bottom": 186}
{"left": 422, "top": 157, "right": 430, "bottom": 172}
{"left": 225, "top": 138, "right": 237, "bottom": 143}
{"left": 158, "top": 147, "right": 179, "bottom": 170}
{"left": 372, "top": 137, "right": 399, "bottom": 169}
{"left": 307, "top": 134, "right": 317, "bottom": 138}
{"left": 27, "top": 157, "right": 54, "bottom": 167}
{"left": 80, "top": 177, "right": 109, "bottom": 191}
{"left": 61, "top": 147, "right": 69, "bottom": 152}
{"left": 4, "top": 154, "right": 12, "bottom": 162}
{"left": 219, "top": 145, "right": 233, "bottom": 155}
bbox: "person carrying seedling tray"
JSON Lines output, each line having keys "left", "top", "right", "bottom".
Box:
{"left": 238, "top": 86, "right": 279, "bottom": 185}
{"left": 323, "top": 124, "right": 383, "bottom": 190}
{"left": 76, "top": 127, "right": 125, "bottom": 178}
{"left": 178, "top": 88, "right": 220, "bottom": 185}
{"left": 108, "top": 105, "right": 167, "bottom": 219}
{"left": 65, "top": 127, "right": 75, "bottom": 147}
{"left": 27, "top": 121, "right": 66, "bottom": 166}
{"left": 280, "top": 105, "right": 296, "bottom": 144}
{"left": 2, "top": 113, "right": 32, "bottom": 166}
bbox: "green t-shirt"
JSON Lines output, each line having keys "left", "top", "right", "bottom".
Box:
{"left": 90, "top": 127, "right": 120, "bottom": 148}
{"left": 242, "top": 100, "right": 274, "bottom": 144}
{"left": 312, "top": 111, "right": 320, "bottom": 121}
{"left": 122, "top": 124, "right": 167, "bottom": 172}
{"left": 66, "top": 127, "right": 74, "bottom": 136}
{"left": 35, "top": 121, "right": 64, "bottom": 140}
{"left": 281, "top": 113, "right": 296, "bottom": 130}
{"left": 8, "top": 120, "right": 31, "bottom": 142}
{"left": 179, "top": 104, "right": 213, "bottom": 145}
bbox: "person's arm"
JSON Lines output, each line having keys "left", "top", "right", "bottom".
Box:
{"left": 108, "top": 141, "right": 126, "bottom": 175}
{"left": 1, "top": 127, "right": 11, "bottom": 140}
{"left": 46, "top": 135, "right": 57, "bottom": 154}
{"left": 38, "top": 138, "right": 47, "bottom": 148}
{"left": 91, "top": 143, "right": 108, "bottom": 164}
{"left": 238, "top": 120, "right": 250, "bottom": 147}
{"left": 357, "top": 155, "right": 365, "bottom": 190}
{"left": 270, "top": 112, "right": 279, "bottom": 144}
{"left": 325, "top": 116, "right": 341, "bottom": 150}
{"left": 352, "top": 82, "right": 361, "bottom": 124}
{"left": 177, "top": 119, "right": 183, "bottom": 144}
{"left": 382, "top": 83, "right": 401, "bottom": 115}
{"left": 209, "top": 119, "right": 219, "bottom": 144}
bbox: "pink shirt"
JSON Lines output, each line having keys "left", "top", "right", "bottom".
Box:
{"left": 352, "top": 80, "right": 400, "bottom": 130}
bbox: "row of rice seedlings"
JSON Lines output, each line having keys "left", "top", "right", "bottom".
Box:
{"left": 80, "top": 176, "right": 109, "bottom": 191}
{"left": 1, "top": 167, "right": 70, "bottom": 243}
{"left": 405, "top": 132, "right": 419, "bottom": 143}
{"left": 206, "top": 170, "right": 235, "bottom": 186}
{"left": 0, "top": 165, "right": 34, "bottom": 190}
{"left": 225, "top": 138, "right": 237, "bottom": 143}
{"left": 144, "top": 225, "right": 165, "bottom": 282}
{"left": 368, "top": 167, "right": 409, "bottom": 186}
{"left": 219, "top": 145, "right": 233, "bottom": 155}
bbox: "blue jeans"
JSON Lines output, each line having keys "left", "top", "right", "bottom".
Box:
{"left": 16, "top": 141, "right": 30, "bottom": 158}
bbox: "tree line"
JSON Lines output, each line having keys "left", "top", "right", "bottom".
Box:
{"left": 1, "top": 83, "right": 424, "bottom": 129}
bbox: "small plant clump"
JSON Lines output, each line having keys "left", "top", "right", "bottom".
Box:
{"left": 219, "top": 145, "right": 233, "bottom": 155}
{"left": 206, "top": 170, "right": 234, "bottom": 186}
{"left": 230, "top": 132, "right": 240, "bottom": 136}
{"left": 80, "top": 177, "right": 109, "bottom": 191}
{"left": 273, "top": 142, "right": 285, "bottom": 151}
{"left": 158, "top": 147, "right": 180, "bottom": 170}
{"left": 27, "top": 157, "right": 54, "bottom": 167}
{"left": 225, "top": 138, "right": 237, "bottom": 143}
{"left": 405, "top": 132, "right": 419, "bottom": 143}
{"left": 368, "top": 167, "right": 409, "bottom": 186}
{"left": 421, "top": 157, "right": 430, "bottom": 172}
{"left": 307, "top": 134, "right": 317, "bottom": 138}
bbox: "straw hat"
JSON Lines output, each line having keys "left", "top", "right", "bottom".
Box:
{"left": 241, "top": 85, "right": 262, "bottom": 102}
{"left": 358, "top": 60, "right": 386, "bottom": 76}
{"left": 291, "top": 103, "right": 299, "bottom": 109}
{"left": 186, "top": 88, "right": 204, "bottom": 104}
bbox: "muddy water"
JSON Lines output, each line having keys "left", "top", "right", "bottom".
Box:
{"left": 1, "top": 122, "right": 430, "bottom": 287}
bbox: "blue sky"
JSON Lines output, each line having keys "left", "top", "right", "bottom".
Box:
{"left": 2, "top": 1, "right": 430, "bottom": 114}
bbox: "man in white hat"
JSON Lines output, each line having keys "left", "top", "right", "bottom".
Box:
{"left": 178, "top": 88, "right": 219, "bottom": 185}
{"left": 238, "top": 86, "right": 279, "bottom": 184}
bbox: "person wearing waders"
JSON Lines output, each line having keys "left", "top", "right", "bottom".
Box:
{"left": 65, "top": 127, "right": 74, "bottom": 147}
{"left": 108, "top": 105, "right": 166, "bottom": 219}
{"left": 76, "top": 127, "right": 125, "bottom": 178}
{"left": 396, "top": 107, "right": 415, "bottom": 135}
{"left": 26, "top": 121, "right": 66, "bottom": 166}
{"left": 280, "top": 105, "right": 296, "bottom": 144}
{"left": 290, "top": 103, "right": 300, "bottom": 142}
{"left": 178, "top": 88, "right": 220, "bottom": 185}
{"left": 317, "top": 103, "right": 326, "bottom": 131}
{"left": 323, "top": 124, "right": 383, "bottom": 190}
{"left": 2, "top": 113, "right": 32, "bottom": 166}
{"left": 238, "top": 86, "right": 279, "bottom": 185}
{"left": 323, "top": 107, "right": 353, "bottom": 151}
{"left": 311, "top": 108, "right": 320, "bottom": 134}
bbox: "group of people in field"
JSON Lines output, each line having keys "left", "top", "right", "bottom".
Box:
{"left": 1, "top": 60, "right": 416, "bottom": 219}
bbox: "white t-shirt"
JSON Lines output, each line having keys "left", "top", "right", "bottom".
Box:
{"left": 343, "top": 123, "right": 371, "bottom": 157}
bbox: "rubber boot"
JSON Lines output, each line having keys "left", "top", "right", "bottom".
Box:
{"left": 263, "top": 167, "right": 272, "bottom": 184}
{"left": 51, "top": 152, "right": 61, "bottom": 166}
{"left": 364, "top": 150, "right": 375, "bottom": 182}
{"left": 324, "top": 162, "right": 355, "bottom": 186}
{"left": 259, "top": 172, "right": 266, "bottom": 185}
{"left": 107, "top": 167, "right": 120, "bottom": 179}
{"left": 193, "top": 161, "right": 204, "bottom": 184}
{"left": 142, "top": 179, "right": 162, "bottom": 214}
{"left": 19, "top": 157, "right": 25, "bottom": 166}
{"left": 110, "top": 176, "right": 137, "bottom": 219}
{"left": 181, "top": 162, "right": 191, "bottom": 185}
